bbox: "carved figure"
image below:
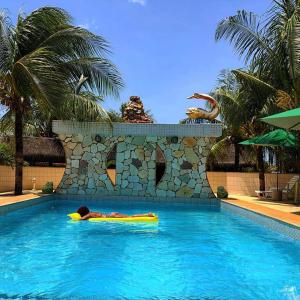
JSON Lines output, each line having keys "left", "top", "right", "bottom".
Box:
{"left": 186, "top": 93, "right": 219, "bottom": 121}
{"left": 122, "top": 96, "right": 153, "bottom": 123}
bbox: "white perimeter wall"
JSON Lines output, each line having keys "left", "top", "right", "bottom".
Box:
{"left": 0, "top": 166, "right": 65, "bottom": 192}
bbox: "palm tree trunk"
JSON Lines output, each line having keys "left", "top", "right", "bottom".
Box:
{"left": 297, "top": 132, "right": 300, "bottom": 173}
{"left": 234, "top": 142, "right": 240, "bottom": 171}
{"left": 14, "top": 104, "right": 23, "bottom": 195}
{"left": 256, "top": 146, "right": 265, "bottom": 191}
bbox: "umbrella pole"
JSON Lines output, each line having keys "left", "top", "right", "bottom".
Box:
{"left": 297, "top": 132, "right": 300, "bottom": 174}
{"left": 297, "top": 132, "right": 300, "bottom": 203}
{"left": 276, "top": 148, "right": 279, "bottom": 190}
{"left": 256, "top": 146, "right": 265, "bottom": 191}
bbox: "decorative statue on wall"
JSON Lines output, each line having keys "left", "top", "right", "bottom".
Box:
{"left": 186, "top": 93, "right": 219, "bottom": 122}
{"left": 122, "top": 96, "right": 153, "bottom": 123}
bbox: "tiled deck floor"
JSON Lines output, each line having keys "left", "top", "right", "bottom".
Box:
{"left": 0, "top": 191, "right": 43, "bottom": 206}
{"left": 223, "top": 195, "right": 300, "bottom": 227}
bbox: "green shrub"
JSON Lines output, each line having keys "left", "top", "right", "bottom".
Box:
{"left": 0, "top": 143, "right": 14, "bottom": 166}
{"left": 217, "top": 186, "right": 228, "bottom": 198}
{"left": 42, "top": 182, "right": 54, "bottom": 194}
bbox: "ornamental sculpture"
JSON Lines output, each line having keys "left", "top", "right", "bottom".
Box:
{"left": 122, "top": 96, "right": 153, "bottom": 123}
{"left": 186, "top": 93, "right": 219, "bottom": 121}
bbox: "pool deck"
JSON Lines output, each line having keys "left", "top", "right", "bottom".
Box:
{"left": 223, "top": 195, "right": 300, "bottom": 228}
{"left": 1, "top": 191, "right": 300, "bottom": 227}
{"left": 0, "top": 191, "right": 44, "bottom": 206}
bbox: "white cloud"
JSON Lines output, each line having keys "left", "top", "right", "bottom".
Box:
{"left": 129, "top": 0, "right": 146, "bottom": 6}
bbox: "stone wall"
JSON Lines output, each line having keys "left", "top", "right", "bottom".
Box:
{"left": 53, "top": 121, "right": 223, "bottom": 199}
{"left": 57, "top": 134, "right": 215, "bottom": 198}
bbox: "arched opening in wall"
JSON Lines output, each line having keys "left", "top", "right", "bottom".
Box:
{"left": 106, "top": 144, "right": 117, "bottom": 185}
{"left": 156, "top": 145, "right": 166, "bottom": 185}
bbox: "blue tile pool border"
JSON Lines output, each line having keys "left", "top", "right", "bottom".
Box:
{"left": 221, "top": 201, "right": 300, "bottom": 241}
{"left": 0, "top": 194, "right": 220, "bottom": 215}
{"left": 53, "top": 194, "right": 221, "bottom": 206}
{"left": 1, "top": 194, "right": 299, "bottom": 241}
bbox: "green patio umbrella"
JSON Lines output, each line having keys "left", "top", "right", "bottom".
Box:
{"left": 261, "top": 108, "right": 300, "bottom": 130}
{"left": 240, "top": 129, "right": 297, "bottom": 190}
{"left": 240, "top": 129, "right": 296, "bottom": 148}
{"left": 261, "top": 109, "right": 300, "bottom": 202}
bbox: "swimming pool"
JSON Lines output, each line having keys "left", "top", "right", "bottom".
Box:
{"left": 0, "top": 198, "right": 300, "bottom": 299}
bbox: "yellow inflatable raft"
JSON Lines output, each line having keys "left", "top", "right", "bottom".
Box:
{"left": 68, "top": 212, "right": 158, "bottom": 222}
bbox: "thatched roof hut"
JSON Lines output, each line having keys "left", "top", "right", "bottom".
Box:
{"left": 208, "top": 144, "right": 256, "bottom": 171}
{"left": 23, "top": 137, "right": 65, "bottom": 166}
{"left": 0, "top": 136, "right": 65, "bottom": 166}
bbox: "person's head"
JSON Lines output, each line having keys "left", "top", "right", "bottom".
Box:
{"left": 77, "top": 206, "right": 90, "bottom": 217}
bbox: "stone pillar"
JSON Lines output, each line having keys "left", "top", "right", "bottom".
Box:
{"left": 156, "top": 137, "right": 215, "bottom": 198}
{"left": 116, "top": 136, "right": 156, "bottom": 196}
{"left": 57, "top": 134, "right": 119, "bottom": 195}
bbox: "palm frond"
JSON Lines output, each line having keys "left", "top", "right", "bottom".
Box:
{"left": 210, "top": 137, "right": 231, "bottom": 161}
{"left": 232, "top": 69, "right": 277, "bottom": 100}
{"left": 213, "top": 87, "right": 245, "bottom": 130}
{"left": 58, "top": 92, "right": 111, "bottom": 122}
{"left": 290, "top": 17, "right": 300, "bottom": 91}
{"left": 213, "top": 88, "right": 240, "bottom": 105}
{"left": 0, "top": 109, "right": 14, "bottom": 134}
{"left": 0, "top": 9, "right": 13, "bottom": 74}
{"left": 12, "top": 47, "right": 69, "bottom": 110}
{"left": 107, "top": 109, "right": 123, "bottom": 122}
{"left": 215, "top": 10, "right": 274, "bottom": 63}
{"left": 62, "top": 57, "right": 124, "bottom": 97}
{"left": 40, "top": 26, "right": 110, "bottom": 58}
{"left": 14, "top": 7, "right": 71, "bottom": 59}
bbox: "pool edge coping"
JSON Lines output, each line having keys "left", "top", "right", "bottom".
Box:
{"left": 0, "top": 194, "right": 53, "bottom": 214}
{"left": 222, "top": 199, "right": 300, "bottom": 229}
{"left": 2, "top": 194, "right": 300, "bottom": 229}
{"left": 0, "top": 194, "right": 220, "bottom": 215}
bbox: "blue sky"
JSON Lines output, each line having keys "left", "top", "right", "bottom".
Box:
{"left": 2, "top": 0, "right": 271, "bottom": 123}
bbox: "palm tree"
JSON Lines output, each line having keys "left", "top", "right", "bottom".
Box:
{"left": 215, "top": 2, "right": 300, "bottom": 108}
{"left": 212, "top": 69, "right": 271, "bottom": 190}
{"left": 211, "top": 70, "right": 245, "bottom": 171}
{"left": 215, "top": 0, "right": 300, "bottom": 185}
{"left": 0, "top": 7, "right": 123, "bottom": 194}
{"left": 1, "top": 91, "right": 111, "bottom": 137}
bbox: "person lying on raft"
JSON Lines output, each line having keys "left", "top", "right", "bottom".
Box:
{"left": 77, "top": 206, "right": 154, "bottom": 220}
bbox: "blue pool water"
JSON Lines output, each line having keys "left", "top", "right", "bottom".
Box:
{"left": 0, "top": 199, "right": 300, "bottom": 299}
